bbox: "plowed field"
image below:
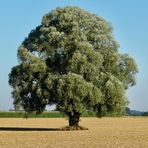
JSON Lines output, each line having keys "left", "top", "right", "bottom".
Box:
{"left": 0, "top": 117, "right": 148, "bottom": 148}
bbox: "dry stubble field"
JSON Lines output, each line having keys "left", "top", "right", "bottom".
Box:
{"left": 0, "top": 117, "right": 148, "bottom": 148}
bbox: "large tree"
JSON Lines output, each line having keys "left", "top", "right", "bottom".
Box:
{"left": 9, "top": 6, "right": 138, "bottom": 127}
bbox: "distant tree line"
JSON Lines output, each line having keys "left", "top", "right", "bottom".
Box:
{"left": 126, "top": 107, "right": 148, "bottom": 116}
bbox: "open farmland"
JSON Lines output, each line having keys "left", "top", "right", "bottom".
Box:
{"left": 0, "top": 117, "right": 148, "bottom": 148}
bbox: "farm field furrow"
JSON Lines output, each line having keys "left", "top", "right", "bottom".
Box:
{"left": 0, "top": 117, "right": 148, "bottom": 148}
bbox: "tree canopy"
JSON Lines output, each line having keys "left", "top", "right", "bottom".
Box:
{"left": 9, "top": 6, "right": 138, "bottom": 127}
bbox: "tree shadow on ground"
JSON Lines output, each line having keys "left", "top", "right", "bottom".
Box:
{"left": 0, "top": 127, "right": 62, "bottom": 131}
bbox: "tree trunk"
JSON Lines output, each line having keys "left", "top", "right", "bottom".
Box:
{"left": 69, "top": 112, "right": 80, "bottom": 127}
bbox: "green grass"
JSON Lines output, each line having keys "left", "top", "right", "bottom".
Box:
{"left": 0, "top": 111, "right": 64, "bottom": 118}
{"left": 0, "top": 111, "right": 98, "bottom": 118}
{"left": 0, "top": 111, "right": 123, "bottom": 118}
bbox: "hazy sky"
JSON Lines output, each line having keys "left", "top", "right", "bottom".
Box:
{"left": 0, "top": 0, "right": 148, "bottom": 111}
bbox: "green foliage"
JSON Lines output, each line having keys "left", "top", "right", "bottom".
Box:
{"left": 53, "top": 73, "right": 101, "bottom": 115}
{"left": 117, "top": 54, "right": 138, "bottom": 89}
{"left": 142, "top": 112, "right": 148, "bottom": 116}
{"left": 9, "top": 6, "right": 138, "bottom": 125}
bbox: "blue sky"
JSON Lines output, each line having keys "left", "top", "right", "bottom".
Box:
{"left": 0, "top": 0, "right": 148, "bottom": 111}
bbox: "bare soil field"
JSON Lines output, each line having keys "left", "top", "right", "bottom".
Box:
{"left": 0, "top": 117, "right": 148, "bottom": 148}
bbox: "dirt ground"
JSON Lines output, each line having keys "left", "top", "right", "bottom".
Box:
{"left": 0, "top": 117, "right": 148, "bottom": 148}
